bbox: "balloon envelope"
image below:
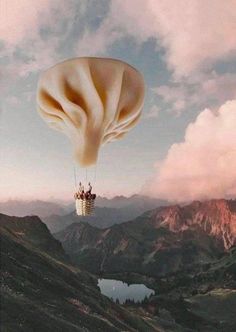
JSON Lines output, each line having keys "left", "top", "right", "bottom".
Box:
{"left": 37, "top": 57, "right": 145, "bottom": 166}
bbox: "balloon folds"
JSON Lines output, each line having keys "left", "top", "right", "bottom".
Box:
{"left": 37, "top": 57, "right": 145, "bottom": 167}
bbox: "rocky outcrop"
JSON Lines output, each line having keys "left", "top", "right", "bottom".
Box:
{"left": 55, "top": 199, "right": 236, "bottom": 277}
{"left": 0, "top": 213, "right": 67, "bottom": 261}
{"left": 148, "top": 199, "right": 236, "bottom": 249}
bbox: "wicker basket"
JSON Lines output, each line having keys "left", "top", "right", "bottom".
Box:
{"left": 76, "top": 198, "right": 95, "bottom": 216}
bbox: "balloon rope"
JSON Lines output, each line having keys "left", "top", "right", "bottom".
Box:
{"left": 94, "top": 164, "right": 97, "bottom": 185}
{"left": 73, "top": 165, "right": 77, "bottom": 191}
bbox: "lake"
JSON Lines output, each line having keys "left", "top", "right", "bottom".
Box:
{"left": 98, "top": 278, "right": 155, "bottom": 304}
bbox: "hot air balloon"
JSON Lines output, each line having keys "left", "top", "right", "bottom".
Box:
{"left": 37, "top": 57, "right": 145, "bottom": 216}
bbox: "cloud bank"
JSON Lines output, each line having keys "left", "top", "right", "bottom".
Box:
{"left": 80, "top": 0, "right": 236, "bottom": 76}
{"left": 145, "top": 100, "right": 236, "bottom": 202}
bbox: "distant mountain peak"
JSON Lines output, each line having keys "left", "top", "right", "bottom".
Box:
{"left": 148, "top": 199, "right": 236, "bottom": 249}
{"left": 54, "top": 198, "right": 236, "bottom": 279}
{"left": 0, "top": 199, "right": 67, "bottom": 218}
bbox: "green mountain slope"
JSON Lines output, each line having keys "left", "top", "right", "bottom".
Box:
{"left": 0, "top": 214, "right": 162, "bottom": 332}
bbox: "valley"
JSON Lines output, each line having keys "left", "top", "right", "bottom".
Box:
{"left": 0, "top": 213, "right": 166, "bottom": 331}
{"left": 1, "top": 198, "right": 236, "bottom": 331}
{"left": 54, "top": 199, "right": 236, "bottom": 331}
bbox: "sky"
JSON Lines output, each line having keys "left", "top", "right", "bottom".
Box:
{"left": 0, "top": 0, "right": 236, "bottom": 202}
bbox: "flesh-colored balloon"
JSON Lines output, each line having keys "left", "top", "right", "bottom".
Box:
{"left": 37, "top": 57, "right": 145, "bottom": 166}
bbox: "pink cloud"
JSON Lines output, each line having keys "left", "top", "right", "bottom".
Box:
{"left": 86, "top": 0, "right": 236, "bottom": 76}
{"left": 144, "top": 105, "right": 160, "bottom": 119}
{"left": 77, "top": 24, "right": 123, "bottom": 56}
{"left": 153, "top": 73, "right": 236, "bottom": 113}
{"left": 202, "top": 73, "right": 236, "bottom": 101}
{"left": 145, "top": 100, "right": 236, "bottom": 202}
{"left": 0, "top": 0, "right": 54, "bottom": 46}
{"left": 153, "top": 85, "right": 187, "bottom": 114}
{"left": 148, "top": 0, "right": 236, "bottom": 77}
{"left": 0, "top": 1, "right": 73, "bottom": 82}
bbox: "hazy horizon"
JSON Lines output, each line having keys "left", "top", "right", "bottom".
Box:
{"left": 0, "top": 194, "right": 235, "bottom": 207}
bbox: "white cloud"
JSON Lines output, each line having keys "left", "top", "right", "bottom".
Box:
{"left": 145, "top": 100, "right": 236, "bottom": 202}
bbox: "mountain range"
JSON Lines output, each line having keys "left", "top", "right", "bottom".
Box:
{"left": 0, "top": 200, "right": 68, "bottom": 218}
{"left": 0, "top": 213, "right": 170, "bottom": 332}
{"left": 53, "top": 198, "right": 236, "bottom": 331}
{"left": 43, "top": 195, "right": 168, "bottom": 232}
{"left": 55, "top": 199, "right": 236, "bottom": 276}
{"left": 0, "top": 195, "right": 166, "bottom": 218}
{"left": 1, "top": 198, "right": 236, "bottom": 331}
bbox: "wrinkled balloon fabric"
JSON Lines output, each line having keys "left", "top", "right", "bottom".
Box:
{"left": 37, "top": 57, "right": 145, "bottom": 167}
